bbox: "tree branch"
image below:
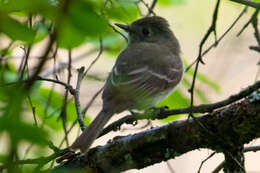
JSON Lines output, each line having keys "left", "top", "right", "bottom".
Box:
{"left": 53, "top": 98, "right": 260, "bottom": 173}
{"left": 229, "top": 0, "right": 260, "bottom": 8}
{"left": 74, "top": 67, "right": 87, "bottom": 131}
{"left": 99, "top": 80, "right": 260, "bottom": 137}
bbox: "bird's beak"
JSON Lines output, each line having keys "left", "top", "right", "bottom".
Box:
{"left": 115, "top": 23, "right": 132, "bottom": 32}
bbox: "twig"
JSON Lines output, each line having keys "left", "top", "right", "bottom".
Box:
{"left": 0, "top": 147, "right": 70, "bottom": 172}
{"left": 82, "top": 86, "right": 104, "bottom": 115}
{"left": 250, "top": 46, "right": 260, "bottom": 52}
{"left": 250, "top": 8, "right": 260, "bottom": 54}
{"left": 166, "top": 161, "right": 176, "bottom": 173}
{"left": 229, "top": 0, "right": 259, "bottom": 8}
{"left": 188, "top": 0, "right": 220, "bottom": 119}
{"left": 254, "top": 61, "right": 260, "bottom": 81}
{"left": 211, "top": 145, "right": 260, "bottom": 173}
{"left": 74, "top": 67, "right": 87, "bottom": 131}
{"left": 0, "top": 77, "right": 76, "bottom": 95}
{"left": 41, "top": 48, "right": 101, "bottom": 78}
{"left": 237, "top": 5, "right": 260, "bottom": 36}
{"left": 251, "top": 14, "right": 260, "bottom": 46}
{"left": 59, "top": 50, "right": 73, "bottom": 147}
{"left": 186, "top": 6, "right": 247, "bottom": 72}
{"left": 16, "top": 148, "right": 69, "bottom": 165}
{"left": 19, "top": 46, "right": 32, "bottom": 80}
{"left": 186, "top": 0, "right": 221, "bottom": 138}
{"left": 83, "top": 38, "right": 103, "bottom": 77}
{"left": 53, "top": 98, "right": 260, "bottom": 172}
{"left": 197, "top": 152, "right": 216, "bottom": 173}
{"left": 53, "top": 45, "right": 104, "bottom": 147}
{"left": 201, "top": 7, "right": 247, "bottom": 59}
{"left": 139, "top": 0, "right": 157, "bottom": 16}
{"left": 109, "top": 24, "right": 128, "bottom": 43}
{"left": 0, "top": 41, "right": 14, "bottom": 61}
{"left": 225, "top": 151, "right": 245, "bottom": 172}
{"left": 41, "top": 77, "right": 75, "bottom": 94}
{"left": 244, "top": 145, "right": 260, "bottom": 152}
{"left": 58, "top": 86, "right": 103, "bottom": 148}
{"left": 27, "top": 33, "right": 56, "bottom": 89}
{"left": 99, "top": 79, "right": 260, "bottom": 137}
{"left": 211, "top": 161, "right": 224, "bottom": 173}
{"left": 27, "top": 96, "right": 38, "bottom": 126}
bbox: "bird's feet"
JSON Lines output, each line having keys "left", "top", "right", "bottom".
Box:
{"left": 142, "top": 106, "right": 169, "bottom": 120}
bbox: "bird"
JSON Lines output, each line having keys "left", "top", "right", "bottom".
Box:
{"left": 71, "top": 16, "right": 184, "bottom": 153}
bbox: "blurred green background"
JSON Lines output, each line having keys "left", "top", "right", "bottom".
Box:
{"left": 0, "top": 0, "right": 259, "bottom": 172}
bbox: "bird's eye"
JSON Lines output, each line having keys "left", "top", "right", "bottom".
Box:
{"left": 142, "top": 28, "right": 149, "bottom": 36}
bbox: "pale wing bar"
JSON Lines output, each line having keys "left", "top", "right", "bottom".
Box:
{"left": 111, "top": 65, "right": 179, "bottom": 98}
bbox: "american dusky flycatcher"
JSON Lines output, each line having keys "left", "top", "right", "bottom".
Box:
{"left": 71, "top": 16, "right": 184, "bottom": 153}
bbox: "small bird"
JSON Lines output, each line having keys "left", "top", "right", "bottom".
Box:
{"left": 71, "top": 16, "right": 183, "bottom": 153}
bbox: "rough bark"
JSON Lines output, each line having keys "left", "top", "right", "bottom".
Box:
{"left": 53, "top": 98, "right": 260, "bottom": 173}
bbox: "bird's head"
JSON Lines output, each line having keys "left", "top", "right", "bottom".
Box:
{"left": 115, "top": 16, "right": 176, "bottom": 45}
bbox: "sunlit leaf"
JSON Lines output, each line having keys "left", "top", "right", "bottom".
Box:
{"left": 158, "top": 0, "right": 186, "bottom": 5}
{"left": 68, "top": 0, "right": 107, "bottom": 36}
{"left": 33, "top": 21, "right": 51, "bottom": 43}
{"left": 183, "top": 59, "right": 220, "bottom": 92}
{"left": 30, "top": 87, "right": 63, "bottom": 130}
{"left": 0, "top": 14, "right": 36, "bottom": 43}
{"left": 57, "top": 20, "right": 86, "bottom": 48}
{"left": 105, "top": 0, "right": 139, "bottom": 22}
{"left": 0, "top": 154, "right": 5, "bottom": 162}
{"left": 157, "top": 89, "right": 189, "bottom": 122}
{"left": 182, "top": 78, "right": 210, "bottom": 103}
{"left": 57, "top": 0, "right": 108, "bottom": 48}
{"left": 89, "top": 33, "right": 127, "bottom": 55}
{"left": 0, "top": 85, "right": 48, "bottom": 145}
{"left": 30, "top": 87, "right": 78, "bottom": 130}
{"left": 186, "top": 70, "right": 220, "bottom": 92}
{"left": 84, "top": 116, "right": 91, "bottom": 126}
{"left": 0, "top": 0, "right": 56, "bottom": 18}
{"left": 0, "top": 116, "right": 48, "bottom": 145}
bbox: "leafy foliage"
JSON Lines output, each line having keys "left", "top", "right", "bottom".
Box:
{"left": 0, "top": 0, "right": 220, "bottom": 172}
{"left": 30, "top": 87, "right": 78, "bottom": 130}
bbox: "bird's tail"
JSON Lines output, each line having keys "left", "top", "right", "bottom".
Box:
{"left": 70, "top": 109, "right": 113, "bottom": 153}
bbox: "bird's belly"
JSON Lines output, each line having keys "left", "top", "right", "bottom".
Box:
{"left": 134, "top": 86, "right": 176, "bottom": 110}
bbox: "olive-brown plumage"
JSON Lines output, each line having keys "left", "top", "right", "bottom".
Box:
{"left": 71, "top": 16, "right": 183, "bottom": 153}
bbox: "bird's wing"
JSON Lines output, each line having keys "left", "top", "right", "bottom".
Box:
{"left": 103, "top": 43, "right": 183, "bottom": 105}
{"left": 111, "top": 56, "right": 182, "bottom": 97}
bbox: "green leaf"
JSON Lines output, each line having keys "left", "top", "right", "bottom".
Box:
{"left": 2, "top": 70, "right": 18, "bottom": 83}
{"left": 0, "top": 0, "right": 55, "bottom": 18}
{"left": 30, "top": 87, "right": 78, "bottom": 130}
{"left": 84, "top": 116, "right": 91, "bottom": 126}
{"left": 0, "top": 154, "right": 5, "bottom": 162}
{"left": 0, "top": 67, "right": 17, "bottom": 102}
{"left": 57, "top": 0, "right": 108, "bottom": 48}
{"left": 66, "top": 100, "right": 78, "bottom": 122}
{"left": 0, "top": 85, "right": 48, "bottom": 145}
{"left": 183, "top": 59, "right": 220, "bottom": 92}
{"left": 187, "top": 70, "right": 220, "bottom": 92}
{"left": 89, "top": 33, "right": 127, "bottom": 55}
{"left": 69, "top": 1, "right": 108, "bottom": 36}
{"left": 182, "top": 77, "right": 210, "bottom": 103}
{"left": 0, "top": 47, "right": 13, "bottom": 57}
{"left": 0, "top": 13, "right": 36, "bottom": 43}
{"left": 0, "top": 116, "right": 48, "bottom": 145}
{"left": 105, "top": 0, "right": 139, "bottom": 22}
{"left": 157, "top": 89, "right": 189, "bottom": 122}
{"left": 33, "top": 21, "right": 51, "bottom": 43}
{"left": 30, "top": 87, "right": 63, "bottom": 130}
{"left": 57, "top": 20, "right": 87, "bottom": 48}
{"left": 158, "top": 0, "right": 186, "bottom": 5}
